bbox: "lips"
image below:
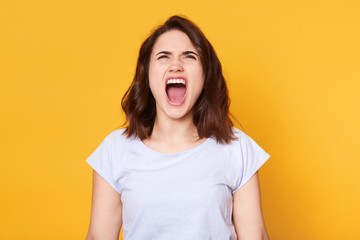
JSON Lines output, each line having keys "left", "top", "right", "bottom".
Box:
{"left": 165, "top": 77, "right": 187, "bottom": 105}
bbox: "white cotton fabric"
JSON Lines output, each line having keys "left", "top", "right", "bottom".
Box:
{"left": 86, "top": 127, "right": 270, "bottom": 240}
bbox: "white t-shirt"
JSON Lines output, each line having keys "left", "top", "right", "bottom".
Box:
{"left": 86, "top": 127, "right": 270, "bottom": 240}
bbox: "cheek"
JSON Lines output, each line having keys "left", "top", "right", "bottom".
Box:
{"left": 194, "top": 68, "right": 205, "bottom": 93}
{"left": 196, "top": 80, "right": 205, "bottom": 95}
{"left": 191, "top": 76, "right": 205, "bottom": 99}
{"left": 149, "top": 64, "right": 166, "bottom": 85}
{"left": 148, "top": 77, "right": 161, "bottom": 96}
{"left": 148, "top": 66, "right": 161, "bottom": 90}
{"left": 148, "top": 70, "right": 167, "bottom": 102}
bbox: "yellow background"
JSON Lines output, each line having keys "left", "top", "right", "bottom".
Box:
{"left": 1, "top": 0, "right": 359, "bottom": 239}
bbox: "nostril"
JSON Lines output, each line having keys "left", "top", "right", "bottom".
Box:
{"left": 170, "top": 68, "right": 182, "bottom": 72}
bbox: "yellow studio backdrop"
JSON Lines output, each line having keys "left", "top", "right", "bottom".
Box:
{"left": 0, "top": 0, "right": 359, "bottom": 239}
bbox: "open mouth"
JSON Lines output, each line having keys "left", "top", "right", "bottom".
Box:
{"left": 165, "top": 78, "right": 187, "bottom": 104}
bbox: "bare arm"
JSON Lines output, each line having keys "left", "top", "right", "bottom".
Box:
{"left": 86, "top": 170, "right": 123, "bottom": 240}
{"left": 233, "top": 172, "right": 269, "bottom": 240}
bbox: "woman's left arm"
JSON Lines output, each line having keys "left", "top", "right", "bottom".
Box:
{"left": 233, "top": 171, "right": 269, "bottom": 240}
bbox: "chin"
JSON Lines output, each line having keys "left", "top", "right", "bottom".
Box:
{"left": 162, "top": 105, "right": 192, "bottom": 120}
{"left": 165, "top": 110, "right": 190, "bottom": 120}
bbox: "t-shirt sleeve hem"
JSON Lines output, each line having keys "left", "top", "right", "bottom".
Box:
{"left": 86, "top": 158, "right": 121, "bottom": 194}
{"left": 231, "top": 152, "right": 270, "bottom": 194}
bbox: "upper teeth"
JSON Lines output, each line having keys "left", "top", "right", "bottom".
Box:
{"left": 167, "top": 79, "right": 185, "bottom": 84}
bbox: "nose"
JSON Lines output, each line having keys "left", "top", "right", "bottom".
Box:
{"left": 168, "top": 58, "right": 184, "bottom": 72}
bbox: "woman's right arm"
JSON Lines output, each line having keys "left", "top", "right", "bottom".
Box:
{"left": 86, "top": 170, "right": 123, "bottom": 240}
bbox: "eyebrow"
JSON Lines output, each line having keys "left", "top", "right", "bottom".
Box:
{"left": 155, "top": 51, "right": 199, "bottom": 56}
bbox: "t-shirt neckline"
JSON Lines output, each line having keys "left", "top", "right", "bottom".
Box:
{"left": 138, "top": 137, "right": 212, "bottom": 157}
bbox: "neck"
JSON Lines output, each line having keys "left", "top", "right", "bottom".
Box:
{"left": 150, "top": 112, "right": 199, "bottom": 144}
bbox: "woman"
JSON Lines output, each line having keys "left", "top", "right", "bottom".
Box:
{"left": 86, "top": 15, "right": 270, "bottom": 240}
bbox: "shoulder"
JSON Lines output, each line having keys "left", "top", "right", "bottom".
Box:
{"left": 92, "top": 128, "right": 139, "bottom": 159}
{"left": 231, "top": 127, "right": 247, "bottom": 139}
{"left": 102, "top": 128, "right": 136, "bottom": 145}
{"left": 103, "top": 128, "right": 126, "bottom": 140}
{"left": 86, "top": 128, "right": 139, "bottom": 172}
{"left": 231, "top": 127, "right": 264, "bottom": 144}
{"left": 227, "top": 127, "right": 270, "bottom": 158}
{"left": 228, "top": 127, "right": 252, "bottom": 148}
{"left": 203, "top": 127, "right": 248, "bottom": 158}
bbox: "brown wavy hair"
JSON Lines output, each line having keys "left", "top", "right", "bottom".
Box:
{"left": 121, "top": 15, "right": 236, "bottom": 144}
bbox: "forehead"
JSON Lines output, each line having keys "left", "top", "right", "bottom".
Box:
{"left": 152, "top": 30, "right": 197, "bottom": 53}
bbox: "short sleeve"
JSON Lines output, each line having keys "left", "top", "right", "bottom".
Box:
{"left": 85, "top": 131, "right": 121, "bottom": 194}
{"left": 231, "top": 131, "right": 270, "bottom": 194}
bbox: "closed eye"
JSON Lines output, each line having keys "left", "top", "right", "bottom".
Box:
{"left": 185, "top": 54, "right": 197, "bottom": 60}
{"left": 157, "top": 55, "right": 169, "bottom": 60}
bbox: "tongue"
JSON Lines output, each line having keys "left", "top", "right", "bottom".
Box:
{"left": 167, "top": 86, "right": 186, "bottom": 103}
